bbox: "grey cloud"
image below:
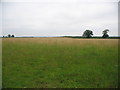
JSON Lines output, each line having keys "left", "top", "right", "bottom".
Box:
{"left": 1, "top": 1, "right": 118, "bottom": 36}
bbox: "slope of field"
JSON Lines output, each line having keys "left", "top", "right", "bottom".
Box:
{"left": 2, "top": 38, "right": 118, "bottom": 88}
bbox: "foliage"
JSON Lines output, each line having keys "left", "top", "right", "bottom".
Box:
{"left": 11, "top": 35, "right": 15, "bottom": 37}
{"left": 82, "top": 30, "right": 93, "bottom": 38}
{"left": 102, "top": 29, "right": 109, "bottom": 38}
{"left": 8, "top": 34, "right": 11, "bottom": 38}
{"left": 4, "top": 34, "right": 15, "bottom": 38}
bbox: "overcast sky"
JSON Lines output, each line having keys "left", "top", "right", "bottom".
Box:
{"left": 1, "top": 0, "right": 119, "bottom": 37}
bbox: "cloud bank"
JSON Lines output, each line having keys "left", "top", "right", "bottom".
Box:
{"left": 1, "top": 0, "right": 118, "bottom": 36}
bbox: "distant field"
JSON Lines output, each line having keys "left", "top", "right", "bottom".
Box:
{"left": 2, "top": 37, "right": 118, "bottom": 88}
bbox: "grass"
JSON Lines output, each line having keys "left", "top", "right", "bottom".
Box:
{"left": 0, "top": 39, "right": 2, "bottom": 88}
{"left": 2, "top": 37, "right": 118, "bottom": 88}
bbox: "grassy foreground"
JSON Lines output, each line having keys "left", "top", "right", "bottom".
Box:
{"left": 2, "top": 38, "right": 118, "bottom": 88}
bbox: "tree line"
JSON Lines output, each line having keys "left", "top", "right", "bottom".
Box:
{"left": 3, "top": 34, "right": 15, "bottom": 38}
{"left": 82, "top": 29, "right": 109, "bottom": 38}
{"left": 2, "top": 29, "right": 109, "bottom": 38}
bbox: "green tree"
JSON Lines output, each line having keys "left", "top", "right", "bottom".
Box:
{"left": 82, "top": 30, "right": 93, "bottom": 38}
{"left": 8, "top": 34, "right": 11, "bottom": 38}
{"left": 102, "top": 29, "right": 109, "bottom": 38}
{"left": 11, "top": 35, "right": 15, "bottom": 37}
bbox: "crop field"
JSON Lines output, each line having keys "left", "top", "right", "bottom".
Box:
{"left": 2, "top": 37, "right": 118, "bottom": 88}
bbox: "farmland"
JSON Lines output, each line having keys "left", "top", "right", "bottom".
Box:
{"left": 2, "top": 37, "right": 118, "bottom": 88}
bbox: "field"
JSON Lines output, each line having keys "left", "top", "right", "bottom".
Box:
{"left": 2, "top": 37, "right": 118, "bottom": 88}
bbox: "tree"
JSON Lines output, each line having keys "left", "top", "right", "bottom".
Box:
{"left": 11, "top": 35, "right": 15, "bottom": 37}
{"left": 102, "top": 29, "right": 109, "bottom": 38}
{"left": 8, "top": 34, "right": 11, "bottom": 38}
{"left": 82, "top": 30, "right": 93, "bottom": 38}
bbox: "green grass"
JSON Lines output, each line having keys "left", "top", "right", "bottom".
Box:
{"left": 0, "top": 40, "right": 2, "bottom": 88}
{"left": 2, "top": 38, "right": 118, "bottom": 88}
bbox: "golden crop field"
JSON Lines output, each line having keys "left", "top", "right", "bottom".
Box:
{"left": 3, "top": 37, "right": 118, "bottom": 45}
